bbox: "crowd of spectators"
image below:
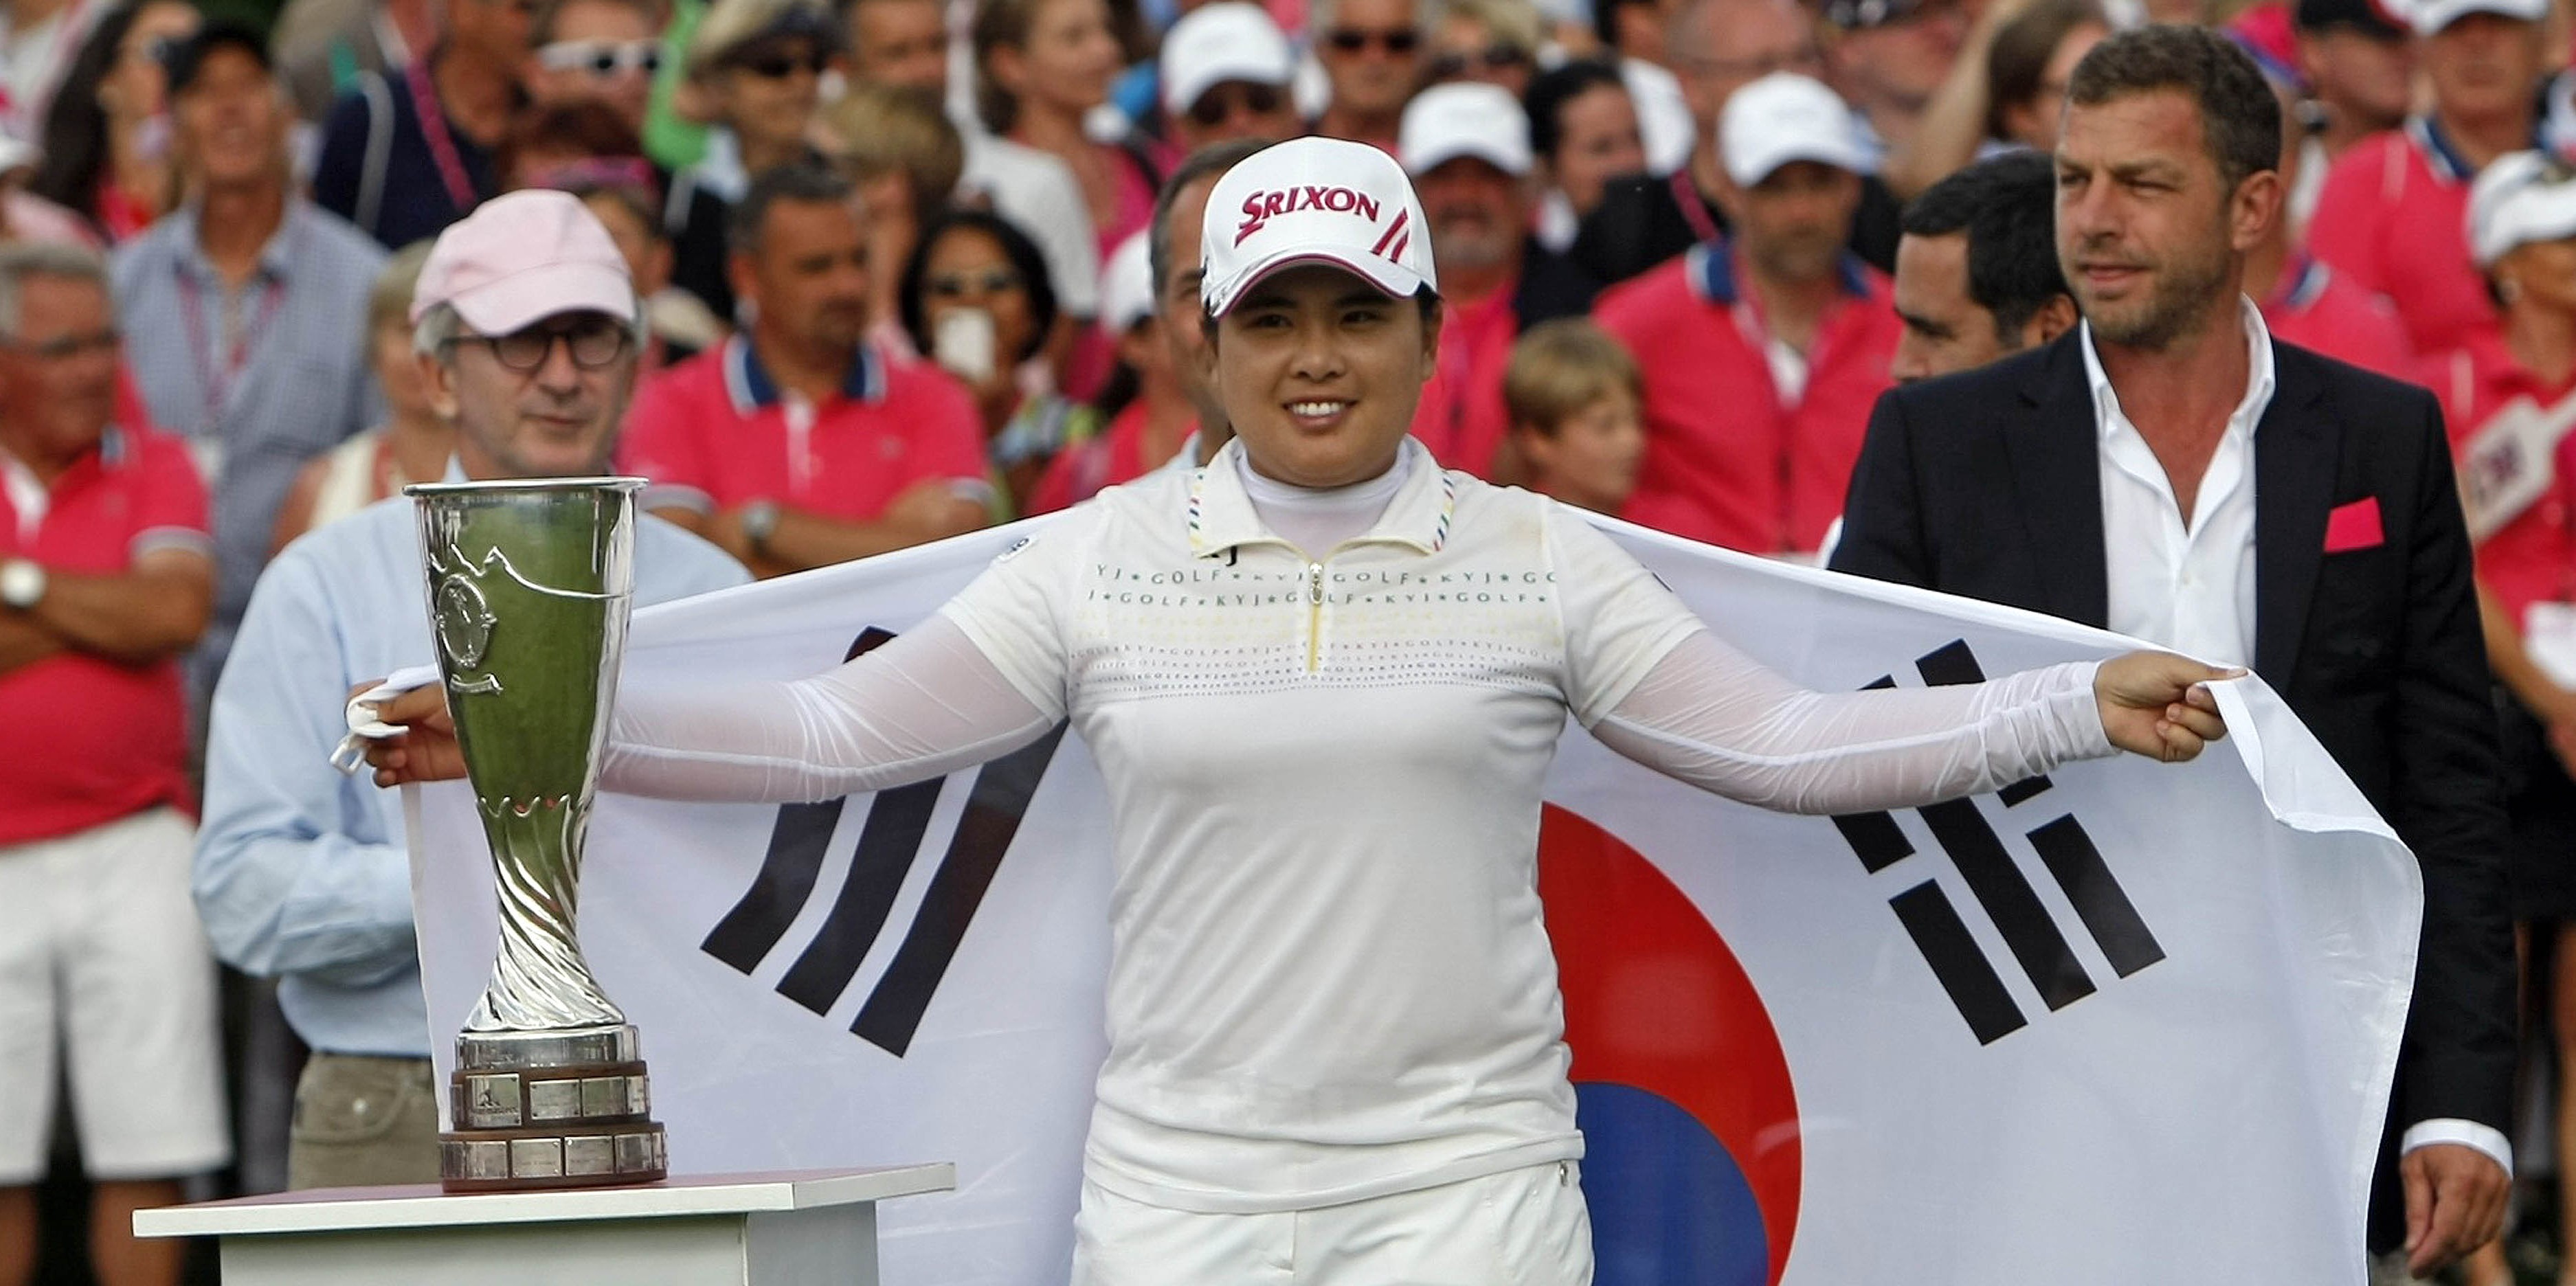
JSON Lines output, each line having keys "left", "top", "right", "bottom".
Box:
{"left": 5, "top": 0, "right": 2576, "bottom": 1278}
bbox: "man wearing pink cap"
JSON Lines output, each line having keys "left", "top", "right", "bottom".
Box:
{"left": 366, "top": 138, "right": 2235, "bottom": 1281}
{"left": 194, "top": 190, "right": 746, "bottom": 1190}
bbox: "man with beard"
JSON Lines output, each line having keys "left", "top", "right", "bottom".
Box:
{"left": 1592, "top": 71, "right": 1898, "bottom": 557}
{"left": 1400, "top": 82, "right": 1600, "bottom": 477}
{"left": 1831, "top": 27, "right": 2516, "bottom": 1281}
{"left": 622, "top": 164, "right": 990, "bottom": 576}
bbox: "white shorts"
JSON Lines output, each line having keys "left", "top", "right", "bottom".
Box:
{"left": 0, "top": 807, "right": 231, "bottom": 1184}
{"left": 1073, "top": 1160, "right": 1594, "bottom": 1286}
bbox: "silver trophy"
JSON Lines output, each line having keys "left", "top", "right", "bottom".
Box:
{"left": 408, "top": 477, "right": 669, "bottom": 1193}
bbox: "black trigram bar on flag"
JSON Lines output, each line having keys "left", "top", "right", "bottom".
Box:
{"left": 698, "top": 627, "right": 1070, "bottom": 1057}
{"left": 1836, "top": 640, "right": 2166, "bottom": 1044}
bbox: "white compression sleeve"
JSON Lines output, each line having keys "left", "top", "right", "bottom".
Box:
{"left": 1591, "top": 629, "right": 2118, "bottom": 815}
{"left": 598, "top": 615, "right": 1057, "bottom": 803}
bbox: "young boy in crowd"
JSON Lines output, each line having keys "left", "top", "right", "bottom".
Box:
{"left": 1504, "top": 317, "right": 1644, "bottom": 515}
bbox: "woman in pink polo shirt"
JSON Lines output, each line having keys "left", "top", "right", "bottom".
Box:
{"left": 367, "top": 137, "right": 2233, "bottom": 1285}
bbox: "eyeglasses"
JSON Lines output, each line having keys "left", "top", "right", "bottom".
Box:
{"left": 1427, "top": 43, "right": 1529, "bottom": 79}
{"left": 927, "top": 269, "right": 1022, "bottom": 298}
{"left": 460, "top": 317, "right": 631, "bottom": 371}
{"left": 537, "top": 38, "right": 664, "bottom": 77}
{"left": 1323, "top": 25, "right": 1420, "bottom": 55}
{"left": 738, "top": 48, "right": 829, "bottom": 78}
{"left": 1185, "top": 81, "right": 1286, "bottom": 126}
{"left": 0, "top": 328, "right": 117, "bottom": 361}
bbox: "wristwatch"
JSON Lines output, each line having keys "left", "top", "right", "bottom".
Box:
{"left": 0, "top": 557, "right": 45, "bottom": 611}
{"left": 739, "top": 499, "right": 783, "bottom": 557}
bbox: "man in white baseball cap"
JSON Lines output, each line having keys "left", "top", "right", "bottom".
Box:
{"left": 194, "top": 187, "right": 746, "bottom": 1191}
{"left": 1398, "top": 82, "right": 1601, "bottom": 475}
{"left": 2307, "top": 0, "right": 2548, "bottom": 355}
{"left": 1594, "top": 69, "right": 1900, "bottom": 556}
{"left": 1160, "top": 2, "right": 1304, "bottom": 154}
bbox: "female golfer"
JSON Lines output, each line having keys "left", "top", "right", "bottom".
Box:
{"left": 370, "top": 137, "right": 2233, "bottom": 1284}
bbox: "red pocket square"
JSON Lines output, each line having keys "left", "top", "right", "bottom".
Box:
{"left": 2324, "top": 497, "right": 2384, "bottom": 553}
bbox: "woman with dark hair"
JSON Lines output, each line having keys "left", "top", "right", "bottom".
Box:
{"left": 30, "top": 0, "right": 198, "bottom": 240}
{"left": 974, "top": 0, "right": 1156, "bottom": 260}
{"left": 901, "top": 208, "right": 1095, "bottom": 512}
{"left": 1523, "top": 59, "right": 1644, "bottom": 252}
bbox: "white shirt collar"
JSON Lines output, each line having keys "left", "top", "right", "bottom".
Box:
{"left": 2077, "top": 295, "right": 2278, "bottom": 447}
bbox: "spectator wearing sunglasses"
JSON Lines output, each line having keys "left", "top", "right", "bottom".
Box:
{"left": 29, "top": 0, "right": 198, "bottom": 244}
{"left": 526, "top": 0, "right": 667, "bottom": 134}
{"left": 900, "top": 209, "right": 1089, "bottom": 511}
{"left": 1311, "top": 0, "right": 1426, "bottom": 152}
{"left": 1523, "top": 59, "right": 1646, "bottom": 251}
{"left": 1158, "top": 2, "right": 1301, "bottom": 157}
{"left": 522, "top": 0, "right": 735, "bottom": 326}
{"left": 1427, "top": 0, "right": 1538, "bottom": 97}
{"left": 677, "top": 0, "right": 837, "bottom": 203}
{"left": 625, "top": 165, "right": 990, "bottom": 574}
{"left": 975, "top": 0, "right": 1160, "bottom": 262}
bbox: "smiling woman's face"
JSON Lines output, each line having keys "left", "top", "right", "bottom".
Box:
{"left": 1205, "top": 263, "right": 1438, "bottom": 488}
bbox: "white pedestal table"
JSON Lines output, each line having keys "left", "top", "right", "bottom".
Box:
{"left": 132, "top": 1164, "right": 955, "bottom": 1286}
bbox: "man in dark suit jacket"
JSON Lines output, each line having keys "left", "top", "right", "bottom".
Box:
{"left": 1830, "top": 27, "right": 2516, "bottom": 1278}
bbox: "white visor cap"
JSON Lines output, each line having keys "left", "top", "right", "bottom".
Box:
{"left": 2469, "top": 149, "right": 2576, "bottom": 267}
{"left": 1200, "top": 135, "right": 1438, "bottom": 319}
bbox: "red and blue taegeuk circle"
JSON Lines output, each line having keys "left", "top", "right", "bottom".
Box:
{"left": 1538, "top": 804, "right": 1802, "bottom": 1286}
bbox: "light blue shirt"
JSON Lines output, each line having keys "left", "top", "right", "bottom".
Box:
{"left": 112, "top": 201, "right": 390, "bottom": 695}
{"left": 193, "top": 493, "right": 748, "bottom": 1057}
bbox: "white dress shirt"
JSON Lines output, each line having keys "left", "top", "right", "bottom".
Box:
{"left": 2080, "top": 300, "right": 2514, "bottom": 1177}
{"left": 2083, "top": 298, "right": 2270, "bottom": 670}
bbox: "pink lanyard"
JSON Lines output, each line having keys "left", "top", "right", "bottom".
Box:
{"left": 405, "top": 61, "right": 480, "bottom": 214}
{"left": 1672, "top": 172, "right": 1722, "bottom": 246}
{"left": 177, "top": 270, "right": 287, "bottom": 427}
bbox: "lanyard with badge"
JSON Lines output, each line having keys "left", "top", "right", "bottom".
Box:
{"left": 405, "top": 61, "right": 481, "bottom": 214}
{"left": 177, "top": 267, "right": 287, "bottom": 433}
{"left": 2522, "top": 477, "right": 2576, "bottom": 690}
{"left": 2461, "top": 377, "right": 2576, "bottom": 686}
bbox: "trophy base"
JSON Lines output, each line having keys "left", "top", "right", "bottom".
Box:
{"left": 439, "top": 1024, "right": 667, "bottom": 1193}
{"left": 439, "top": 1121, "right": 667, "bottom": 1192}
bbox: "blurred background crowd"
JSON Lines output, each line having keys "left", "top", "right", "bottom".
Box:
{"left": 6, "top": 0, "right": 2576, "bottom": 1275}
